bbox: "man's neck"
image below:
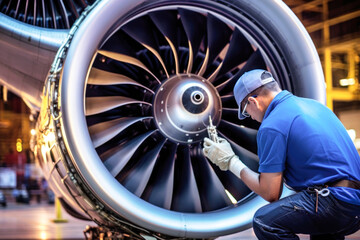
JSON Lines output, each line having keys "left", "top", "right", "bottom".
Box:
{"left": 259, "top": 90, "right": 282, "bottom": 121}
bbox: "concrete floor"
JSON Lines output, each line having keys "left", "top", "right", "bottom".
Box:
{"left": 0, "top": 198, "right": 359, "bottom": 239}
{"left": 0, "top": 201, "right": 90, "bottom": 239}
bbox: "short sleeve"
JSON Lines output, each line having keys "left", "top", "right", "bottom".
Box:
{"left": 257, "top": 128, "right": 287, "bottom": 173}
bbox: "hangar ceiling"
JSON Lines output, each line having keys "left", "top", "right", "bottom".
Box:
{"left": 284, "top": 0, "right": 360, "bottom": 113}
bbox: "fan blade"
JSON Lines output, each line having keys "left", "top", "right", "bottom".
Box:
{"left": 58, "top": 0, "right": 70, "bottom": 28}
{"left": 221, "top": 107, "right": 238, "bottom": 120}
{"left": 221, "top": 94, "right": 237, "bottom": 107}
{"left": 221, "top": 108, "right": 261, "bottom": 130}
{"left": 178, "top": 8, "right": 206, "bottom": 73}
{"left": 198, "top": 13, "right": 232, "bottom": 76}
{"left": 102, "top": 130, "right": 157, "bottom": 177}
{"left": 97, "top": 50, "right": 160, "bottom": 83}
{"left": 67, "top": 0, "right": 79, "bottom": 18}
{"left": 217, "top": 49, "right": 266, "bottom": 94}
{"left": 197, "top": 48, "right": 209, "bottom": 76}
{"left": 171, "top": 146, "right": 202, "bottom": 212}
{"left": 85, "top": 96, "right": 151, "bottom": 116}
{"left": 122, "top": 16, "right": 169, "bottom": 77}
{"left": 192, "top": 148, "right": 231, "bottom": 211}
{"left": 142, "top": 143, "right": 178, "bottom": 209}
{"left": 217, "top": 28, "right": 254, "bottom": 77}
{"left": 227, "top": 137, "right": 259, "bottom": 172}
{"left": 88, "top": 68, "right": 154, "bottom": 94}
{"left": 100, "top": 30, "right": 141, "bottom": 60}
{"left": 218, "top": 119, "right": 258, "bottom": 153}
{"left": 41, "top": 0, "right": 46, "bottom": 27}
{"left": 149, "top": 10, "right": 179, "bottom": 74}
{"left": 49, "top": 0, "right": 57, "bottom": 28}
{"left": 213, "top": 167, "right": 251, "bottom": 201}
{"left": 121, "top": 138, "right": 167, "bottom": 197}
{"left": 206, "top": 13, "right": 233, "bottom": 67}
{"left": 89, "top": 117, "right": 152, "bottom": 148}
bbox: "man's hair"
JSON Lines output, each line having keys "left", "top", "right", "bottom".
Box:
{"left": 241, "top": 81, "right": 281, "bottom": 107}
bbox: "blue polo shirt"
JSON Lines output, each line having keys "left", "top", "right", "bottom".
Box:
{"left": 257, "top": 90, "right": 360, "bottom": 205}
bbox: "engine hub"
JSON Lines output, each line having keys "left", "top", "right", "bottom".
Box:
{"left": 153, "top": 74, "right": 221, "bottom": 144}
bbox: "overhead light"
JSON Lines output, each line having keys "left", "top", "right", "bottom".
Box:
{"left": 339, "top": 78, "right": 355, "bottom": 86}
{"left": 2, "top": 86, "right": 7, "bottom": 102}
{"left": 30, "top": 129, "right": 36, "bottom": 136}
{"left": 16, "top": 138, "right": 22, "bottom": 152}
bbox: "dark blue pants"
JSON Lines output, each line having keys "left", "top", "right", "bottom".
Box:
{"left": 253, "top": 190, "right": 360, "bottom": 240}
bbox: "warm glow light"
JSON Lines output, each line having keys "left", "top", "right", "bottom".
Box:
{"left": 30, "top": 128, "right": 36, "bottom": 136}
{"left": 41, "top": 146, "right": 47, "bottom": 163}
{"left": 2, "top": 86, "right": 7, "bottom": 102}
{"left": 40, "top": 231, "right": 47, "bottom": 240}
{"left": 16, "top": 138, "right": 22, "bottom": 152}
{"left": 339, "top": 78, "right": 355, "bottom": 86}
{"left": 43, "top": 132, "right": 56, "bottom": 143}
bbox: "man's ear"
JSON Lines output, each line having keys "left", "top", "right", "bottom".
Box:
{"left": 248, "top": 96, "right": 259, "bottom": 108}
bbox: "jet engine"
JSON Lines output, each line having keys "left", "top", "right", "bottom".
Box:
{"left": 2, "top": 0, "right": 325, "bottom": 239}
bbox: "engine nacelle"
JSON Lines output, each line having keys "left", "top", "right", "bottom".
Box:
{"left": 34, "top": 0, "right": 325, "bottom": 238}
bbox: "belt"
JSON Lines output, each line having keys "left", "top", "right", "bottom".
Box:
{"left": 306, "top": 186, "right": 330, "bottom": 213}
{"left": 306, "top": 179, "right": 360, "bottom": 213}
{"left": 327, "top": 179, "right": 360, "bottom": 189}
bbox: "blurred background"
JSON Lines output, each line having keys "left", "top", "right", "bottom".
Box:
{"left": 284, "top": 0, "right": 360, "bottom": 153}
{"left": 0, "top": 0, "right": 359, "bottom": 239}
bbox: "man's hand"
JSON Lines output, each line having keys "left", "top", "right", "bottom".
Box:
{"left": 203, "top": 137, "right": 247, "bottom": 178}
{"left": 203, "top": 137, "right": 234, "bottom": 170}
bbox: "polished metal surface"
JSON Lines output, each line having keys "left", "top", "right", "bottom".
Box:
{"left": 153, "top": 74, "right": 221, "bottom": 143}
{"left": 0, "top": 0, "right": 96, "bottom": 29}
{"left": 0, "top": 13, "right": 68, "bottom": 109}
{"left": 0, "top": 0, "right": 326, "bottom": 238}
{"left": 34, "top": 0, "right": 325, "bottom": 238}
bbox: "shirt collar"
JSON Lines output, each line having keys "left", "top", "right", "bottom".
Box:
{"left": 263, "top": 90, "right": 292, "bottom": 120}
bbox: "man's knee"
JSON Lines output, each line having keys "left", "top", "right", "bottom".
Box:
{"left": 253, "top": 204, "right": 269, "bottom": 227}
{"left": 252, "top": 206, "right": 268, "bottom": 235}
{"left": 252, "top": 214, "right": 262, "bottom": 236}
{"left": 252, "top": 203, "right": 299, "bottom": 240}
{"left": 252, "top": 210, "right": 275, "bottom": 240}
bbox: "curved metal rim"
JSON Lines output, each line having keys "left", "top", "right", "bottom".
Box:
{"left": 60, "top": 0, "right": 323, "bottom": 237}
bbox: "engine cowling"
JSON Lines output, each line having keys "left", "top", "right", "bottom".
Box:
{"left": 0, "top": 0, "right": 95, "bottom": 109}
{"left": 35, "top": 0, "right": 325, "bottom": 238}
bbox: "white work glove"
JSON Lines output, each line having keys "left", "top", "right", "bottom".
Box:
{"left": 202, "top": 137, "right": 247, "bottom": 178}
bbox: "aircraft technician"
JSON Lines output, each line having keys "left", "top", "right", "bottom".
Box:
{"left": 203, "top": 69, "right": 360, "bottom": 239}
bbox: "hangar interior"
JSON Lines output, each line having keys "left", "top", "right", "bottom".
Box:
{"left": 284, "top": 0, "right": 360, "bottom": 152}
{"left": 0, "top": 0, "right": 359, "bottom": 239}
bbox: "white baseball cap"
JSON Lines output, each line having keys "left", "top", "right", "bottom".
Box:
{"left": 233, "top": 69, "right": 275, "bottom": 119}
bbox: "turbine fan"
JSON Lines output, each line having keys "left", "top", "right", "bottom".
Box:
{"left": 85, "top": 7, "right": 264, "bottom": 212}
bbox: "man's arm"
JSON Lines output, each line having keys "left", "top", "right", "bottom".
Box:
{"left": 241, "top": 168, "right": 283, "bottom": 202}
{"left": 203, "top": 137, "right": 283, "bottom": 202}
